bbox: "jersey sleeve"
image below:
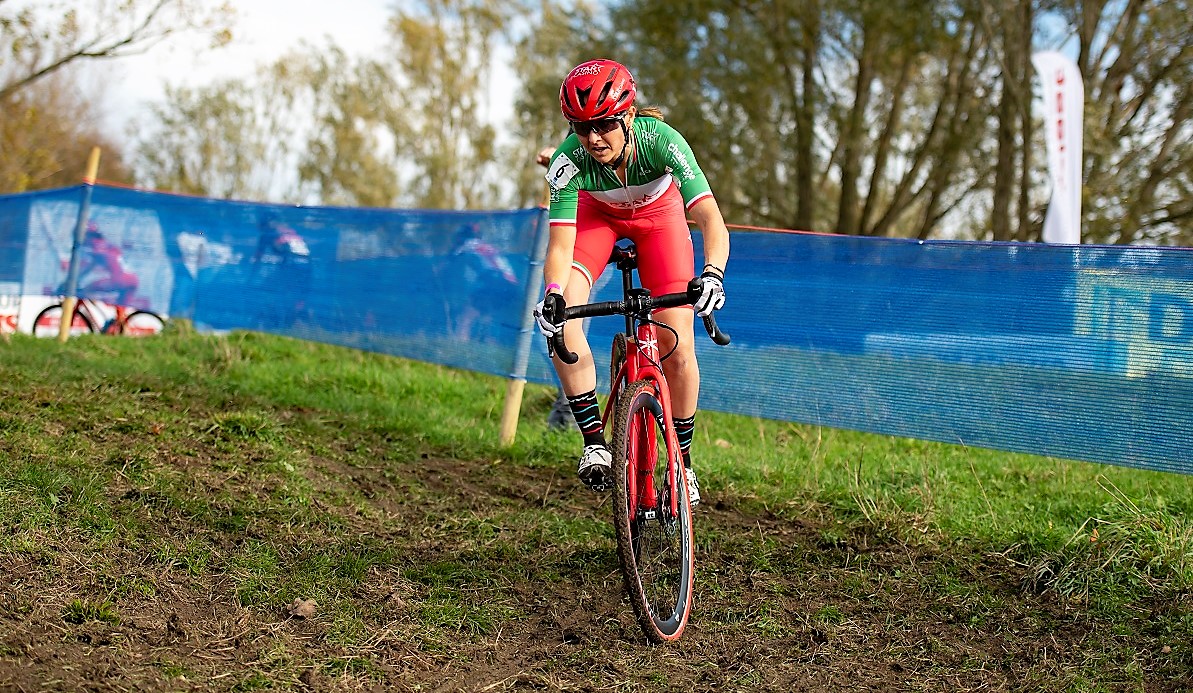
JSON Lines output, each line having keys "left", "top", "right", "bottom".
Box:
{"left": 653, "top": 121, "right": 713, "bottom": 210}
{"left": 544, "top": 141, "right": 583, "bottom": 226}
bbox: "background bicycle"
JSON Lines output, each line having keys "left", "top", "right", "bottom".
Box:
{"left": 32, "top": 294, "right": 165, "bottom": 338}
{"left": 547, "top": 243, "right": 729, "bottom": 643}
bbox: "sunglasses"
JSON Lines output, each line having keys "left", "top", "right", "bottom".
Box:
{"left": 571, "top": 116, "right": 624, "bottom": 137}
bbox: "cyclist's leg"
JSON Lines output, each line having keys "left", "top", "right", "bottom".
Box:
{"left": 557, "top": 198, "right": 621, "bottom": 396}
{"left": 552, "top": 269, "right": 597, "bottom": 393}
{"left": 630, "top": 186, "right": 700, "bottom": 420}
{"left": 655, "top": 306, "right": 702, "bottom": 505}
{"left": 548, "top": 265, "right": 614, "bottom": 431}
{"left": 652, "top": 306, "right": 699, "bottom": 418}
{"left": 558, "top": 205, "right": 618, "bottom": 488}
{"left": 82, "top": 274, "right": 138, "bottom": 305}
{"left": 554, "top": 269, "right": 613, "bottom": 489}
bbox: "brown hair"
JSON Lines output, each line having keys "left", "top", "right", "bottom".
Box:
{"left": 635, "top": 106, "right": 665, "bottom": 121}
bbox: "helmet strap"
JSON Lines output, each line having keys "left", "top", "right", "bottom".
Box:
{"left": 609, "top": 118, "right": 632, "bottom": 170}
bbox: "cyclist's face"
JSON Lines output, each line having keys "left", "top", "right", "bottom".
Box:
{"left": 576, "top": 113, "right": 630, "bottom": 164}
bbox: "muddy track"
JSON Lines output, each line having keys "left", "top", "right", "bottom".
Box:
{"left": 0, "top": 447, "right": 1188, "bottom": 693}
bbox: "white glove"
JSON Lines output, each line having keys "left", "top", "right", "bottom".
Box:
{"left": 693, "top": 265, "right": 725, "bottom": 317}
{"left": 534, "top": 292, "right": 565, "bottom": 338}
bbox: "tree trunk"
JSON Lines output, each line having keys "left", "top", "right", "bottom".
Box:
{"left": 836, "top": 28, "right": 875, "bottom": 235}
{"left": 1015, "top": 0, "right": 1035, "bottom": 242}
{"left": 794, "top": 2, "right": 819, "bottom": 232}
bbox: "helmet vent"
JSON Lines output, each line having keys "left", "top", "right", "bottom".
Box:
{"left": 575, "top": 86, "right": 592, "bottom": 110}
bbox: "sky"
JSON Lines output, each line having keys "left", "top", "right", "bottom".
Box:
{"left": 99, "top": 0, "right": 396, "bottom": 137}
{"left": 98, "top": 0, "right": 519, "bottom": 151}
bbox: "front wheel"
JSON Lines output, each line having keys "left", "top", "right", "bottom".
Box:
{"left": 609, "top": 378, "right": 695, "bottom": 643}
{"left": 32, "top": 304, "right": 94, "bottom": 338}
{"left": 120, "top": 310, "right": 166, "bottom": 337}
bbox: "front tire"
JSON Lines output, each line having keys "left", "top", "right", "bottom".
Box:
{"left": 610, "top": 332, "right": 628, "bottom": 392}
{"left": 122, "top": 311, "right": 165, "bottom": 336}
{"left": 609, "top": 379, "right": 695, "bottom": 643}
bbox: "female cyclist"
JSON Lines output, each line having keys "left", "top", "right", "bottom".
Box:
{"left": 77, "top": 222, "right": 140, "bottom": 306}
{"left": 533, "top": 59, "right": 730, "bottom": 506}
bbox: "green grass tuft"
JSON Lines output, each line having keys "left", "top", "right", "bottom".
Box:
{"left": 62, "top": 598, "right": 119, "bottom": 625}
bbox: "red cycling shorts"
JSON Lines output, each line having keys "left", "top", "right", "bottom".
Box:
{"left": 571, "top": 183, "right": 694, "bottom": 296}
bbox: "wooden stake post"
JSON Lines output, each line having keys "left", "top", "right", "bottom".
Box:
{"left": 58, "top": 147, "right": 102, "bottom": 342}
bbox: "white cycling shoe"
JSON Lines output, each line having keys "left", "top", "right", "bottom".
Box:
{"left": 577, "top": 444, "right": 613, "bottom": 491}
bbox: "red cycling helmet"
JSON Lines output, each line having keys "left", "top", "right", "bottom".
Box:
{"left": 559, "top": 59, "right": 636, "bottom": 122}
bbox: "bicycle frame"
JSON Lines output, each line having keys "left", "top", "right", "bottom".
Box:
{"left": 602, "top": 292, "right": 683, "bottom": 522}
{"left": 73, "top": 298, "right": 125, "bottom": 334}
{"left": 551, "top": 246, "right": 728, "bottom": 523}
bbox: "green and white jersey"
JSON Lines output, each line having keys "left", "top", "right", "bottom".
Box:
{"left": 544, "top": 117, "right": 713, "bottom": 226}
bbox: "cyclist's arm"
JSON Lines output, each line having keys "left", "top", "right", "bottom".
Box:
{"left": 72, "top": 252, "right": 100, "bottom": 286}
{"left": 543, "top": 224, "right": 577, "bottom": 295}
{"left": 544, "top": 144, "right": 585, "bottom": 295}
{"left": 688, "top": 196, "right": 730, "bottom": 272}
{"left": 77, "top": 248, "right": 98, "bottom": 272}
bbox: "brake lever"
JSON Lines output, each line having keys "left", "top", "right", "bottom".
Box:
{"left": 543, "top": 295, "right": 578, "bottom": 364}
{"left": 551, "top": 329, "right": 578, "bottom": 364}
{"left": 702, "top": 313, "right": 731, "bottom": 345}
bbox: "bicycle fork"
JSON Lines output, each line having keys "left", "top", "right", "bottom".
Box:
{"left": 629, "top": 395, "right": 683, "bottom": 527}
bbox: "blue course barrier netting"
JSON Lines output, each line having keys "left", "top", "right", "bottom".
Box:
{"left": 1, "top": 185, "right": 1191, "bottom": 475}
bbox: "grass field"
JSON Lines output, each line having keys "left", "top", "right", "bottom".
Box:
{"left": 0, "top": 326, "right": 1190, "bottom": 691}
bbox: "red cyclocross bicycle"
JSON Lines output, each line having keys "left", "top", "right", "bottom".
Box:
{"left": 546, "top": 243, "right": 730, "bottom": 643}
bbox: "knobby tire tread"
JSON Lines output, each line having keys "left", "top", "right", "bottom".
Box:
{"left": 609, "top": 379, "right": 695, "bottom": 644}
{"left": 610, "top": 332, "right": 627, "bottom": 394}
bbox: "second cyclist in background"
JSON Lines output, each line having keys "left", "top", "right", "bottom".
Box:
{"left": 253, "top": 215, "right": 312, "bottom": 328}
{"left": 533, "top": 59, "right": 730, "bottom": 506}
{"left": 448, "top": 221, "right": 521, "bottom": 342}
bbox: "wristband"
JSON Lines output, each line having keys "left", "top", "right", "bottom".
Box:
{"left": 545, "top": 282, "right": 562, "bottom": 295}
{"left": 701, "top": 264, "right": 724, "bottom": 280}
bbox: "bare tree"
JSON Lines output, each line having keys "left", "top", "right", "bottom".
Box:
{"left": 1059, "top": 0, "right": 1193, "bottom": 245}
{"left": 379, "top": 0, "right": 525, "bottom": 209}
{"left": 0, "top": 0, "right": 233, "bottom": 100}
{"left": 0, "top": 70, "right": 132, "bottom": 191}
{"left": 984, "top": 0, "right": 1040, "bottom": 242}
{"left": 0, "top": 0, "right": 231, "bottom": 194}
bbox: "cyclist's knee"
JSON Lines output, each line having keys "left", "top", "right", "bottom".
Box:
{"left": 661, "top": 324, "right": 697, "bottom": 358}
{"left": 664, "top": 344, "right": 699, "bottom": 375}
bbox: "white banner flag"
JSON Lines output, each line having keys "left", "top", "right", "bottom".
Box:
{"left": 1032, "top": 51, "right": 1084, "bottom": 244}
